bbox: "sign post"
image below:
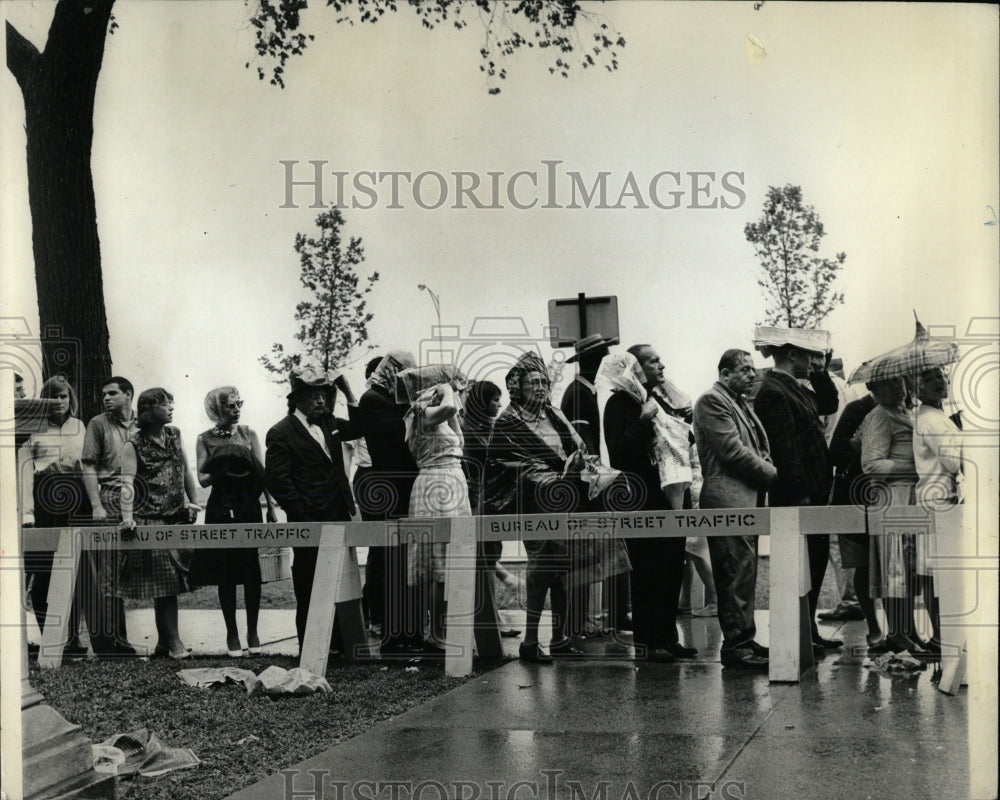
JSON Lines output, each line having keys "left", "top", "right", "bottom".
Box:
{"left": 547, "top": 293, "right": 619, "bottom": 347}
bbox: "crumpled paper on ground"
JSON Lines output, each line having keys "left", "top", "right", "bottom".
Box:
{"left": 254, "top": 665, "right": 331, "bottom": 695}
{"left": 865, "top": 651, "right": 926, "bottom": 673}
{"left": 177, "top": 666, "right": 259, "bottom": 691}
{"left": 176, "top": 665, "right": 331, "bottom": 696}
{"left": 93, "top": 728, "right": 200, "bottom": 777}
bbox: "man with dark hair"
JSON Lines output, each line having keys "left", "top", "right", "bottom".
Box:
{"left": 693, "top": 349, "right": 777, "bottom": 671}
{"left": 265, "top": 366, "right": 363, "bottom": 654}
{"left": 604, "top": 344, "right": 696, "bottom": 662}
{"left": 753, "top": 340, "right": 841, "bottom": 652}
{"left": 560, "top": 333, "right": 618, "bottom": 640}
{"left": 80, "top": 376, "right": 138, "bottom": 657}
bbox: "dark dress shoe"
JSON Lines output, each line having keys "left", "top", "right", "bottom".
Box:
{"left": 500, "top": 629, "right": 522, "bottom": 638}
{"left": 666, "top": 642, "right": 698, "bottom": 659}
{"left": 818, "top": 605, "right": 865, "bottom": 621}
{"left": 749, "top": 641, "right": 769, "bottom": 657}
{"left": 722, "top": 650, "right": 770, "bottom": 672}
{"left": 519, "top": 642, "right": 553, "bottom": 664}
{"left": 549, "top": 639, "right": 585, "bottom": 658}
{"left": 867, "top": 638, "right": 891, "bottom": 656}
{"left": 421, "top": 642, "right": 447, "bottom": 658}
{"left": 885, "top": 633, "right": 925, "bottom": 654}
{"left": 63, "top": 643, "right": 89, "bottom": 660}
{"left": 647, "top": 647, "right": 677, "bottom": 663}
{"left": 812, "top": 636, "right": 843, "bottom": 650}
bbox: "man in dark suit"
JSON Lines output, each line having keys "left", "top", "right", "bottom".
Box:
{"left": 753, "top": 341, "right": 840, "bottom": 651}
{"left": 693, "top": 349, "right": 777, "bottom": 671}
{"left": 560, "top": 332, "right": 618, "bottom": 639}
{"left": 265, "top": 366, "right": 362, "bottom": 652}
{"left": 354, "top": 351, "right": 424, "bottom": 655}
{"left": 603, "top": 344, "right": 697, "bottom": 663}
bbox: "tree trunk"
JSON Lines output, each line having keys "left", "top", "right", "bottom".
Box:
{"left": 6, "top": 0, "right": 115, "bottom": 421}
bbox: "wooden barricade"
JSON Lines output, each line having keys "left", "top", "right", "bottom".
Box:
{"left": 22, "top": 504, "right": 972, "bottom": 686}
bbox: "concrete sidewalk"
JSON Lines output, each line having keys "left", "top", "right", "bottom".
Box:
{"left": 220, "top": 613, "right": 975, "bottom": 800}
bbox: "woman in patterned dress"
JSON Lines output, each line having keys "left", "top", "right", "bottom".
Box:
{"left": 188, "top": 386, "right": 276, "bottom": 656}
{"left": 119, "top": 388, "right": 202, "bottom": 659}
{"left": 399, "top": 365, "right": 471, "bottom": 650}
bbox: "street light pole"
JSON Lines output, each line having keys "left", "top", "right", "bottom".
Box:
{"left": 417, "top": 284, "right": 443, "bottom": 364}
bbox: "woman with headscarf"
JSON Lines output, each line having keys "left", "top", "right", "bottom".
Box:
{"left": 119, "top": 388, "right": 202, "bottom": 659}
{"left": 18, "top": 374, "right": 91, "bottom": 657}
{"left": 356, "top": 350, "right": 425, "bottom": 655}
{"left": 484, "top": 352, "right": 596, "bottom": 663}
{"left": 398, "top": 364, "right": 471, "bottom": 649}
{"left": 601, "top": 346, "right": 698, "bottom": 663}
{"left": 188, "top": 386, "right": 276, "bottom": 657}
{"left": 461, "top": 380, "right": 521, "bottom": 639}
{"left": 857, "top": 376, "right": 924, "bottom": 655}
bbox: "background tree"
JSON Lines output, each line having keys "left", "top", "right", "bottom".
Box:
{"left": 261, "top": 209, "right": 379, "bottom": 378}
{"left": 6, "top": 0, "right": 624, "bottom": 419}
{"left": 744, "top": 184, "right": 846, "bottom": 329}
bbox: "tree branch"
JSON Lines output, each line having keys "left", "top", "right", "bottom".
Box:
{"left": 6, "top": 21, "right": 40, "bottom": 88}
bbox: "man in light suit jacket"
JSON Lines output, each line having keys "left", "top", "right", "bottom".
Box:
{"left": 693, "top": 349, "right": 777, "bottom": 671}
{"left": 265, "top": 366, "right": 363, "bottom": 652}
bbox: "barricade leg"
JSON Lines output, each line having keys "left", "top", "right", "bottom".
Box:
{"left": 768, "top": 509, "right": 814, "bottom": 682}
{"left": 933, "top": 507, "right": 967, "bottom": 695}
{"left": 444, "top": 517, "right": 476, "bottom": 677}
{"left": 300, "top": 525, "right": 368, "bottom": 676}
{"left": 38, "top": 528, "right": 81, "bottom": 669}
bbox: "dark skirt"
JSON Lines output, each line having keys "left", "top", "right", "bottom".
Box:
{"left": 187, "top": 478, "right": 263, "bottom": 587}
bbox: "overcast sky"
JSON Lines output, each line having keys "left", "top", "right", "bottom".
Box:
{"left": 2, "top": 1, "right": 997, "bottom": 447}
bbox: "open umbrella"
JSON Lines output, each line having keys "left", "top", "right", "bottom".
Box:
{"left": 847, "top": 313, "right": 959, "bottom": 385}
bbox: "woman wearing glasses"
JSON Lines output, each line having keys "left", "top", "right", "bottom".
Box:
{"left": 188, "top": 386, "right": 276, "bottom": 656}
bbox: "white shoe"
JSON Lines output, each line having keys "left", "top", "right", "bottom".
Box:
{"left": 693, "top": 603, "right": 718, "bottom": 617}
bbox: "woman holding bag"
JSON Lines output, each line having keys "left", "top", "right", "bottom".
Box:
{"left": 188, "top": 386, "right": 277, "bottom": 657}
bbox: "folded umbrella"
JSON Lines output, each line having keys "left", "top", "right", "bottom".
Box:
{"left": 847, "top": 314, "right": 959, "bottom": 385}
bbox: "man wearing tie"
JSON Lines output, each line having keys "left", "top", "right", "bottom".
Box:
{"left": 265, "top": 366, "right": 362, "bottom": 652}
{"left": 693, "top": 349, "right": 778, "bottom": 671}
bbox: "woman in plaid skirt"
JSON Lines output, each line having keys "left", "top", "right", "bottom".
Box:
{"left": 119, "top": 388, "right": 202, "bottom": 659}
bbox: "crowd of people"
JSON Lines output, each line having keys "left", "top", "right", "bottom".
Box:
{"left": 15, "top": 326, "right": 963, "bottom": 672}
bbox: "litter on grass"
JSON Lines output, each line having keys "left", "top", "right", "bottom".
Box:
{"left": 93, "top": 728, "right": 200, "bottom": 777}
{"left": 177, "top": 665, "right": 331, "bottom": 695}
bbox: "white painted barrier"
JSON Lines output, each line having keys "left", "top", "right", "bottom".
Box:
{"left": 23, "top": 504, "right": 982, "bottom": 686}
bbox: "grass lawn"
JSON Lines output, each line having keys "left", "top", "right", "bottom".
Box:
{"left": 30, "top": 653, "right": 480, "bottom": 800}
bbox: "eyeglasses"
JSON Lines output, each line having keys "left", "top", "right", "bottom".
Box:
{"left": 225, "top": 401, "right": 244, "bottom": 410}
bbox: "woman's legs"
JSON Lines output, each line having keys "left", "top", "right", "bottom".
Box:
{"left": 244, "top": 580, "right": 262, "bottom": 649}
{"left": 218, "top": 583, "right": 241, "bottom": 651}
{"left": 523, "top": 569, "right": 546, "bottom": 646}
{"left": 921, "top": 576, "right": 942, "bottom": 644}
{"left": 852, "top": 563, "right": 882, "bottom": 641}
{"left": 154, "top": 595, "right": 184, "bottom": 653}
{"left": 429, "top": 580, "right": 446, "bottom": 645}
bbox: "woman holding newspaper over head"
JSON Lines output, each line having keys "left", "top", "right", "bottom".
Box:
{"left": 483, "top": 352, "right": 626, "bottom": 664}
{"left": 397, "top": 364, "right": 471, "bottom": 651}
{"left": 118, "top": 388, "right": 202, "bottom": 659}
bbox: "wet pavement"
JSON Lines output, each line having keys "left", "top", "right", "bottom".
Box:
{"left": 216, "top": 611, "right": 976, "bottom": 800}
